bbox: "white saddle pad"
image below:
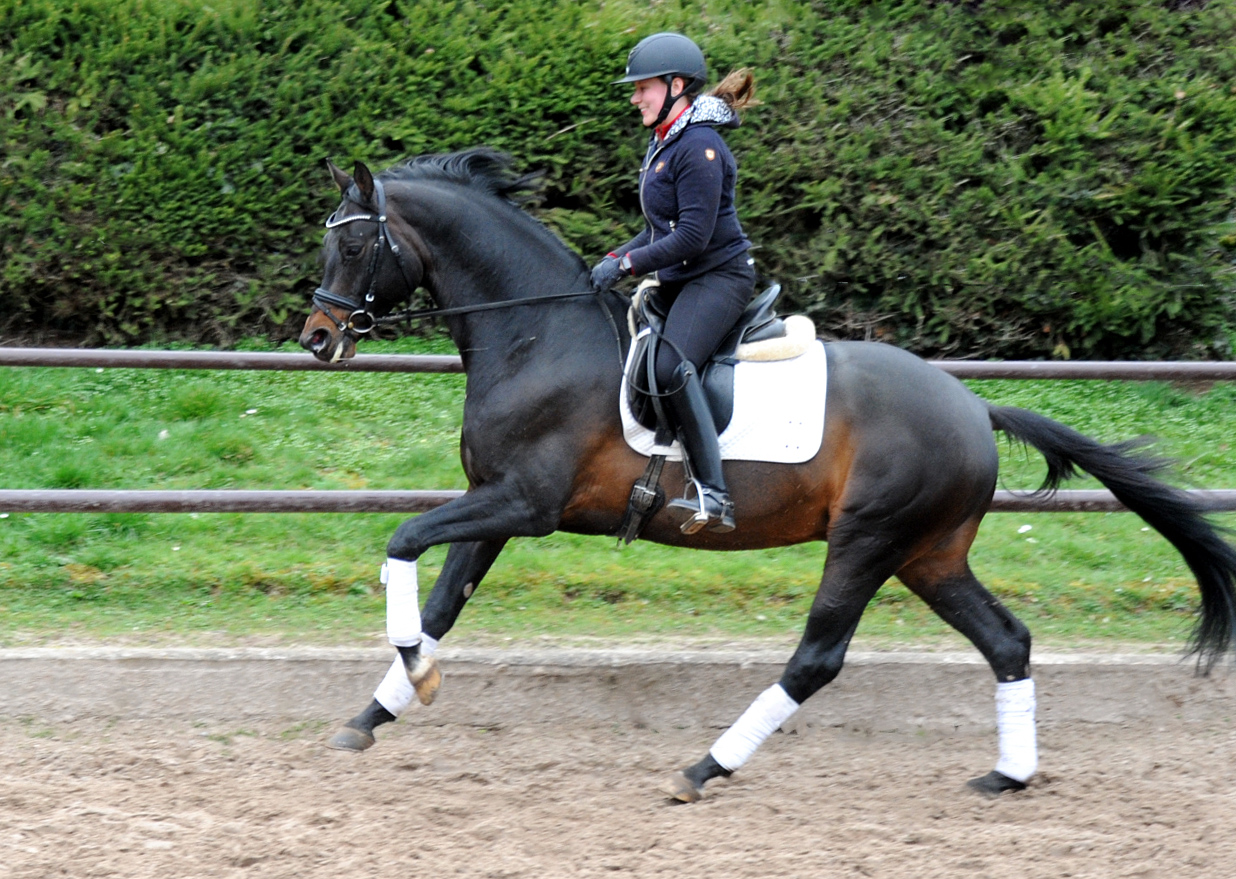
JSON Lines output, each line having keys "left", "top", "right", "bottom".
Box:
{"left": 619, "top": 336, "right": 827, "bottom": 464}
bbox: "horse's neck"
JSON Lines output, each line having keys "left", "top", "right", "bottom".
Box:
{"left": 443, "top": 278, "right": 625, "bottom": 391}
{"left": 408, "top": 189, "right": 623, "bottom": 384}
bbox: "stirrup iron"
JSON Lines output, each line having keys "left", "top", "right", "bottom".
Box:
{"left": 667, "top": 476, "right": 735, "bottom": 536}
{"left": 668, "top": 476, "right": 711, "bottom": 535}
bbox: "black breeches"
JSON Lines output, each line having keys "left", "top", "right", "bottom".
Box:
{"left": 653, "top": 253, "right": 756, "bottom": 389}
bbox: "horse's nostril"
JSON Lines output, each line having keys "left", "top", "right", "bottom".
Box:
{"left": 307, "top": 328, "right": 330, "bottom": 353}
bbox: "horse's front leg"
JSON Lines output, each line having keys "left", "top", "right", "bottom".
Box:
{"left": 330, "top": 484, "right": 557, "bottom": 752}
{"left": 329, "top": 537, "right": 508, "bottom": 751}
{"left": 385, "top": 480, "right": 558, "bottom": 658}
{"left": 387, "top": 480, "right": 561, "bottom": 561}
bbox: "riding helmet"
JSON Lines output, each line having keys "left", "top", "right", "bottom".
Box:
{"left": 614, "top": 32, "right": 707, "bottom": 95}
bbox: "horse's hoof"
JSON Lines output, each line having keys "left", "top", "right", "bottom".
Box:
{"left": 407, "top": 655, "right": 442, "bottom": 706}
{"left": 326, "top": 726, "right": 375, "bottom": 752}
{"left": 966, "top": 770, "right": 1027, "bottom": 797}
{"left": 659, "top": 771, "right": 704, "bottom": 804}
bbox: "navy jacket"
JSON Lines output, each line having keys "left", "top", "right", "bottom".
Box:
{"left": 616, "top": 96, "right": 751, "bottom": 283}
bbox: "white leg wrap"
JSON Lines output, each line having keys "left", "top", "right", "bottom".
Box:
{"left": 994, "top": 678, "right": 1038, "bottom": 783}
{"left": 372, "top": 637, "right": 440, "bottom": 717}
{"left": 708, "top": 684, "right": 800, "bottom": 772}
{"left": 384, "top": 558, "right": 422, "bottom": 647}
{"left": 373, "top": 657, "right": 416, "bottom": 717}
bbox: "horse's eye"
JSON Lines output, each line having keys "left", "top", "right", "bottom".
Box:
{"left": 343, "top": 243, "right": 364, "bottom": 260}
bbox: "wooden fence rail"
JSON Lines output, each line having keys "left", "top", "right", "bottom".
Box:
{"left": 3, "top": 348, "right": 1234, "bottom": 513}
{"left": 4, "top": 347, "right": 1236, "bottom": 380}
{"left": 0, "top": 489, "right": 1234, "bottom": 514}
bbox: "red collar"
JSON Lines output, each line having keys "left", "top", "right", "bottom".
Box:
{"left": 655, "top": 105, "right": 690, "bottom": 140}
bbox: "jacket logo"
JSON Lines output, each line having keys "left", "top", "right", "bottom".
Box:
{"left": 704, "top": 149, "right": 716, "bottom": 161}
{"left": 655, "top": 161, "right": 666, "bottom": 173}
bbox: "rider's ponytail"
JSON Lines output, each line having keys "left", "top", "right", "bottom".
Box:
{"left": 709, "top": 68, "right": 758, "bottom": 113}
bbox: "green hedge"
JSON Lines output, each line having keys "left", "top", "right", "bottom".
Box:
{"left": 2, "top": 0, "right": 1235, "bottom": 358}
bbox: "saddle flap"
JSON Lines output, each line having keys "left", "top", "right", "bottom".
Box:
{"left": 635, "top": 283, "right": 670, "bottom": 335}
{"left": 625, "top": 331, "right": 733, "bottom": 436}
{"left": 625, "top": 284, "right": 784, "bottom": 438}
{"left": 621, "top": 334, "right": 828, "bottom": 466}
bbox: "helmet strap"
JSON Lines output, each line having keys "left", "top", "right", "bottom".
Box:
{"left": 653, "top": 75, "right": 690, "bottom": 129}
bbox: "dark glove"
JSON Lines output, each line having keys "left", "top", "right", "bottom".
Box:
{"left": 590, "top": 254, "right": 628, "bottom": 292}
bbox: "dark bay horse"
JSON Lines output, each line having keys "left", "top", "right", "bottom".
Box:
{"left": 299, "top": 149, "right": 1236, "bottom": 802}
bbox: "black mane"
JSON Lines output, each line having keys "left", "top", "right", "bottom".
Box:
{"left": 381, "top": 148, "right": 543, "bottom": 205}
{"left": 379, "top": 147, "right": 585, "bottom": 273}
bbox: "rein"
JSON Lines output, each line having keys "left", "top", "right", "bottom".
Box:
{"left": 320, "top": 287, "right": 603, "bottom": 329}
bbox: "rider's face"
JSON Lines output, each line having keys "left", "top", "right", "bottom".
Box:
{"left": 630, "top": 77, "right": 684, "bottom": 127}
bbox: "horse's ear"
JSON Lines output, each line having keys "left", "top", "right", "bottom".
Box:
{"left": 326, "top": 159, "right": 353, "bottom": 195}
{"left": 353, "top": 161, "right": 376, "bottom": 206}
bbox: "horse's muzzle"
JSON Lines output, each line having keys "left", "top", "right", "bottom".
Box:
{"left": 299, "top": 313, "right": 356, "bottom": 362}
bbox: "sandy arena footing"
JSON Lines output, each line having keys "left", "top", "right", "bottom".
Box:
{"left": 1, "top": 647, "right": 1233, "bottom": 878}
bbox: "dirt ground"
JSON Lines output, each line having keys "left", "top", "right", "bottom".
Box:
{"left": 2, "top": 707, "right": 1234, "bottom": 879}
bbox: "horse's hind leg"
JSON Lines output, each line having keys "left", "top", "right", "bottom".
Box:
{"left": 328, "top": 538, "right": 507, "bottom": 752}
{"left": 897, "top": 546, "right": 1036, "bottom": 795}
{"left": 662, "top": 529, "right": 907, "bottom": 802}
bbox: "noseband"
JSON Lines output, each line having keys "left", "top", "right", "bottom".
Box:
{"left": 313, "top": 177, "right": 421, "bottom": 338}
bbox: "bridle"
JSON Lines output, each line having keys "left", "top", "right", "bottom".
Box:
{"left": 311, "top": 176, "right": 612, "bottom": 341}
{"left": 312, "top": 176, "right": 423, "bottom": 339}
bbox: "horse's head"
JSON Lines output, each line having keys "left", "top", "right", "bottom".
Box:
{"left": 299, "top": 160, "right": 426, "bottom": 362}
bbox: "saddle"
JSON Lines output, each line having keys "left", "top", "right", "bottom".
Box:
{"left": 625, "top": 283, "right": 788, "bottom": 440}
{"left": 618, "top": 281, "right": 820, "bottom": 543}
{"left": 617, "top": 281, "right": 819, "bottom": 544}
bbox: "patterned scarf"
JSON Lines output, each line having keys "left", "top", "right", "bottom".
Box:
{"left": 660, "top": 95, "right": 739, "bottom": 143}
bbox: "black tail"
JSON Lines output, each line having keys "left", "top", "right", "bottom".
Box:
{"left": 988, "top": 404, "right": 1236, "bottom": 672}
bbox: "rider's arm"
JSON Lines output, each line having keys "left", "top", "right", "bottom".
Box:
{"left": 612, "top": 226, "right": 651, "bottom": 260}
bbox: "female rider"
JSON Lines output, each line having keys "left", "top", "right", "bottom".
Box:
{"left": 591, "top": 32, "right": 758, "bottom": 535}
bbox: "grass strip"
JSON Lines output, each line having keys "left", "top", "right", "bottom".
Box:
{"left": 1, "top": 337, "right": 1234, "bottom": 652}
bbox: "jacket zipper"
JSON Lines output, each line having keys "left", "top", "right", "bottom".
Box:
{"left": 639, "top": 107, "right": 695, "bottom": 281}
{"left": 639, "top": 140, "right": 668, "bottom": 242}
{"left": 640, "top": 137, "right": 673, "bottom": 281}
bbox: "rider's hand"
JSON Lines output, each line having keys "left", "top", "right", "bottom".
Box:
{"left": 590, "top": 254, "right": 628, "bottom": 292}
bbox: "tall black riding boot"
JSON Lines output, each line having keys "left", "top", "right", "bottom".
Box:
{"left": 664, "top": 362, "right": 736, "bottom": 535}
